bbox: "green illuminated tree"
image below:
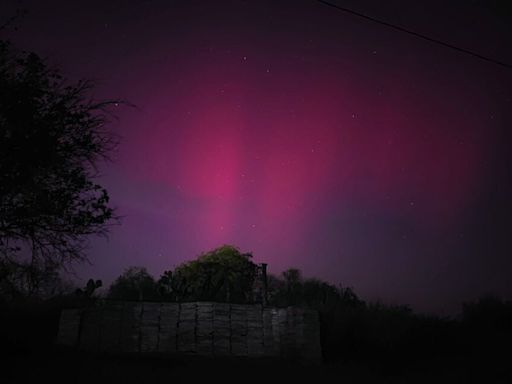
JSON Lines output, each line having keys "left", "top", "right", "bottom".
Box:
{"left": 172, "top": 245, "right": 257, "bottom": 303}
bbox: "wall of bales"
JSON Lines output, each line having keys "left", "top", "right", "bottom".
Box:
{"left": 57, "top": 301, "right": 321, "bottom": 361}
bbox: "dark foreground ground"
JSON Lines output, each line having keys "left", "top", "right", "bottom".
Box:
{"left": 3, "top": 346, "right": 511, "bottom": 384}
{"left": 2, "top": 299, "right": 512, "bottom": 383}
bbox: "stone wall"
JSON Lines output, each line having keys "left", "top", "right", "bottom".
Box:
{"left": 57, "top": 301, "right": 321, "bottom": 361}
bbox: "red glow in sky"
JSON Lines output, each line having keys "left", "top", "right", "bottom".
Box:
{"left": 3, "top": 0, "right": 512, "bottom": 314}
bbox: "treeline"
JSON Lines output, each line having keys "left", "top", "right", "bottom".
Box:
{"left": 78, "top": 245, "right": 512, "bottom": 366}
{"left": 1, "top": 244, "right": 512, "bottom": 370}
{"left": 104, "top": 245, "right": 362, "bottom": 309}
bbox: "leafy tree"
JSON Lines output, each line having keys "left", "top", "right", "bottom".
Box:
{"left": 0, "top": 258, "right": 74, "bottom": 300}
{"left": 267, "top": 268, "right": 364, "bottom": 309}
{"left": 302, "top": 279, "right": 348, "bottom": 307}
{"left": 281, "top": 268, "right": 303, "bottom": 306}
{"left": 108, "top": 267, "right": 159, "bottom": 301}
{"left": 172, "top": 245, "right": 257, "bottom": 303}
{"left": 0, "top": 40, "right": 119, "bottom": 285}
{"left": 462, "top": 295, "right": 512, "bottom": 331}
{"left": 75, "top": 278, "right": 102, "bottom": 298}
{"left": 157, "top": 270, "right": 174, "bottom": 300}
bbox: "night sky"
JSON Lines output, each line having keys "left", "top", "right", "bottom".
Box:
{"left": 2, "top": 0, "right": 512, "bottom": 315}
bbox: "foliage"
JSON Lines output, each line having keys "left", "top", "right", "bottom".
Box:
{"left": 264, "top": 268, "right": 461, "bottom": 364}
{"left": 100, "top": 250, "right": 511, "bottom": 367}
{"left": 157, "top": 270, "right": 173, "bottom": 299}
{"left": 107, "top": 266, "right": 159, "bottom": 301}
{"left": 318, "top": 299, "right": 460, "bottom": 364}
{"left": 462, "top": 295, "right": 512, "bottom": 331}
{"left": 0, "top": 258, "right": 74, "bottom": 300}
{"left": 0, "top": 39, "right": 119, "bottom": 274}
{"left": 171, "top": 245, "right": 257, "bottom": 303}
{"left": 267, "top": 268, "right": 364, "bottom": 309}
{"left": 460, "top": 295, "right": 512, "bottom": 354}
{"left": 75, "top": 278, "right": 102, "bottom": 298}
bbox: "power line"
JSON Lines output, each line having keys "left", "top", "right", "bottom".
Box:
{"left": 315, "top": 0, "right": 512, "bottom": 70}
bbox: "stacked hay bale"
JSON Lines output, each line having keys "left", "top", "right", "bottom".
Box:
{"left": 212, "top": 303, "right": 231, "bottom": 356}
{"left": 140, "top": 302, "right": 161, "bottom": 352}
{"left": 158, "top": 303, "right": 179, "bottom": 353}
{"left": 119, "top": 302, "right": 142, "bottom": 352}
{"left": 196, "top": 302, "right": 214, "bottom": 355}
{"left": 246, "top": 304, "right": 264, "bottom": 356}
{"left": 57, "top": 301, "right": 322, "bottom": 361}
{"left": 177, "top": 302, "right": 196, "bottom": 353}
{"left": 230, "top": 304, "right": 248, "bottom": 356}
{"left": 79, "top": 306, "right": 102, "bottom": 351}
{"left": 56, "top": 308, "right": 82, "bottom": 347}
{"left": 262, "top": 307, "right": 279, "bottom": 356}
{"left": 100, "top": 301, "right": 123, "bottom": 351}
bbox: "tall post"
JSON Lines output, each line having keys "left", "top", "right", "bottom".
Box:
{"left": 260, "top": 263, "right": 268, "bottom": 306}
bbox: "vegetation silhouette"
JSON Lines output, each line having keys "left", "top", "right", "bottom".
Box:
{"left": 0, "top": 39, "right": 120, "bottom": 298}
{"left": 169, "top": 244, "right": 257, "bottom": 303}
{"left": 1, "top": 243, "right": 512, "bottom": 382}
{"left": 107, "top": 245, "right": 258, "bottom": 303}
{"left": 97, "top": 247, "right": 512, "bottom": 382}
{"left": 108, "top": 266, "right": 160, "bottom": 301}
{"left": 75, "top": 278, "right": 102, "bottom": 298}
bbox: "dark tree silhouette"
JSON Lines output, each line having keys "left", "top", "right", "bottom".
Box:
{"left": 157, "top": 270, "right": 174, "bottom": 299}
{"left": 75, "top": 278, "right": 103, "bottom": 298}
{"left": 0, "top": 257, "right": 74, "bottom": 299}
{"left": 0, "top": 40, "right": 119, "bottom": 290}
{"left": 266, "top": 268, "right": 364, "bottom": 309}
{"left": 462, "top": 295, "right": 512, "bottom": 331}
{"left": 108, "top": 267, "right": 159, "bottom": 301}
